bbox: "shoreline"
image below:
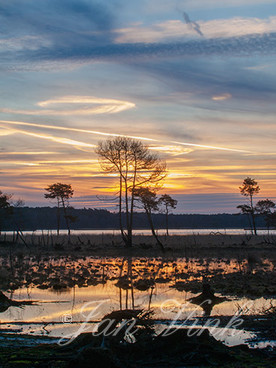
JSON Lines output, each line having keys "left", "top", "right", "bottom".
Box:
{"left": 0, "top": 234, "right": 275, "bottom": 257}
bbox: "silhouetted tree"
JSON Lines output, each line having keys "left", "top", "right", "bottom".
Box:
{"left": 255, "top": 199, "right": 275, "bottom": 215}
{"left": 0, "top": 191, "right": 12, "bottom": 233}
{"left": 96, "top": 137, "right": 166, "bottom": 247}
{"left": 44, "top": 183, "right": 74, "bottom": 236}
{"left": 237, "top": 177, "right": 260, "bottom": 235}
{"left": 159, "top": 194, "right": 177, "bottom": 236}
{"left": 0, "top": 191, "right": 11, "bottom": 209}
{"left": 255, "top": 199, "right": 275, "bottom": 233}
{"left": 266, "top": 212, "right": 276, "bottom": 231}
{"left": 10, "top": 198, "right": 26, "bottom": 240}
{"left": 132, "top": 187, "right": 164, "bottom": 252}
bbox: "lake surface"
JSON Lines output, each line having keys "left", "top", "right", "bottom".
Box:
{"left": 0, "top": 255, "right": 275, "bottom": 348}
{"left": 3, "top": 228, "right": 276, "bottom": 236}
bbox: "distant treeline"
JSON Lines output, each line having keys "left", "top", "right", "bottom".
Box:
{"left": 0, "top": 207, "right": 269, "bottom": 231}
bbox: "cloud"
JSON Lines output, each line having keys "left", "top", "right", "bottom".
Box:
{"left": 0, "top": 96, "right": 135, "bottom": 116}
{"left": 172, "top": 141, "right": 248, "bottom": 153}
{"left": 14, "top": 32, "right": 276, "bottom": 69}
{"left": 0, "top": 151, "right": 57, "bottom": 156}
{"left": 212, "top": 93, "right": 232, "bottom": 101}
{"left": 177, "top": 0, "right": 276, "bottom": 9}
{"left": 0, "top": 4, "right": 275, "bottom": 71}
{"left": 0, "top": 0, "right": 115, "bottom": 42}
{"left": 0, "top": 119, "right": 249, "bottom": 154}
{"left": 115, "top": 17, "right": 276, "bottom": 43}
{"left": 149, "top": 145, "right": 193, "bottom": 155}
{"left": 0, "top": 0, "right": 117, "bottom": 70}
{"left": 0, "top": 35, "right": 51, "bottom": 52}
{"left": 0, "top": 120, "right": 155, "bottom": 142}
{"left": 68, "top": 192, "right": 276, "bottom": 213}
{"left": 139, "top": 0, "right": 276, "bottom": 12}
{"left": 0, "top": 127, "right": 14, "bottom": 136}
{"left": 14, "top": 129, "right": 97, "bottom": 149}
{"left": 131, "top": 55, "right": 276, "bottom": 113}
{"left": 0, "top": 0, "right": 274, "bottom": 76}
{"left": 182, "top": 12, "right": 204, "bottom": 37}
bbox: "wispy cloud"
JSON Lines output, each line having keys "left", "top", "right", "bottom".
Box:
{"left": 15, "top": 129, "right": 97, "bottom": 149}
{"left": 0, "top": 120, "right": 155, "bottom": 142}
{"left": 115, "top": 17, "right": 276, "bottom": 43}
{"left": 182, "top": 12, "right": 204, "bottom": 37}
{"left": 0, "top": 0, "right": 115, "bottom": 44}
{"left": 177, "top": 0, "right": 276, "bottom": 8}
{"left": 23, "top": 32, "right": 276, "bottom": 67}
{"left": 0, "top": 127, "right": 14, "bottom": 136}
{"left": 0, "top": 151, "right": 57, "bottom": 156}
{"left": 0, "top": 0, "right": 275, "bottom": 210}
{"left": 37, "top": 96, "right": 135, "bottom": 114}
{"left": 0, "top": 119, "right": 249, "bottom": 154}
{"left": 212, "top": 93, "right": 232, "bottom": 101}
{"left": 0, "top": 96, "right": 135, "bottom": 116}
{"left": 0, "top": 13, "right": 275, "bottom": 69}
{"left": 172, "top": 141, "right": 249, "bottom": 153}
{"left": 132, "top": 55, "right": 276, "bottom": 113}
{"left": 0, "top": 35, "right": 52, "bottom": 52}
{"left": 149, "top": 145, "right": 193, "bottom": 156}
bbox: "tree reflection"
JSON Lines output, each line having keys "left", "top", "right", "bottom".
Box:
{"left": 188, "top": 283, "right": 228, "bottom": 316}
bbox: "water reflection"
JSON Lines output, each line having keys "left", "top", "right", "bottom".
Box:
{"left": 0, "top": 255, "right": 275, "bottom": 342}
{"left": 188, "top": 283, "right": 229, "bottom": 316}
{"left": 0, "top": 291, "right": 35, "bottom": 312}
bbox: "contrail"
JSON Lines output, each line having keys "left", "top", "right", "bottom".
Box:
{"left": 183, "top": 12, "right": 204, "bottom": 37}
{"left": 0, "top": 126, "right": 97, "bottom": 149}
{"left": 172, "top": 141, "right": 248, "bottom": 153}
{"left": 0, "top": 119, "right": 249, "bottom": 153}
{"left": 0, "top": 120, "right": 155, "bottom": 142}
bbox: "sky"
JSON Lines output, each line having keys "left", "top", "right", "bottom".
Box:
{"left": 0, "top": 0, "right": 275, "bottom": 213}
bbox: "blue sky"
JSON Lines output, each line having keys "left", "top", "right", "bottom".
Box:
{"left": 0, "top": 0, "right": 275, "bottom": 213}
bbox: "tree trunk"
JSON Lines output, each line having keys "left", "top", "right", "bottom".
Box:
{"left": 119, "top": 174, "right": 127, "bottom": 244}
{"left": 246, "top": 213, "right": 253, "bottom": 235}
{"left": 57, "top": 200, "right": 60, "bottom": 236}
{"left": 61, "top": 198, "right": 71, "bottom": 239}
{"left": 165, "top": 207, "right": 169, "bottom": 236}
{"left": 146, "top": 209, "right": 164, "bottom": 252}
{"left": 250, "top": 194, "right": 257, "bottom": 235}
{"left": 124, "top": 178, "right": 132, "bottom": 247}
{"left": 251, "top": 213, "right": 257, "bottom": 235}
{"left": 129, "top": 162, "right": 137, "bottom": 248}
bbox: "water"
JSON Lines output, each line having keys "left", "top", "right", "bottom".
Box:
{"left": 3, "top": 228, "right": 276, "bottom": 236}
{"left": 0, "top": 256, "right": 275, "bottom": 348}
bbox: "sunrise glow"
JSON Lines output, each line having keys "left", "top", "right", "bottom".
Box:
{"left": 0, "top": 0, "right": 275, "bottom": 213}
